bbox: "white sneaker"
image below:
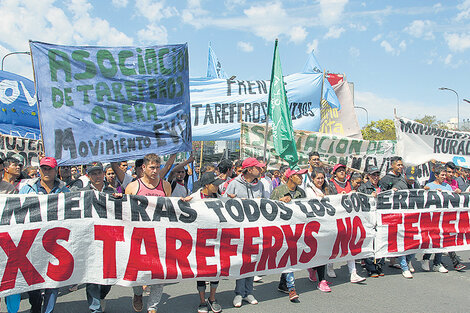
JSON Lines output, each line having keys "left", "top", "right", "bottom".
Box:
{"left": 100, "top": 299, "right": 106, "bottom": 312}
{"left": 327, "top": 264, "right": 336, "bottom": 278}
{"left": 242, "top": 295, "right": 258, "bottom": 305}
{"left": 253, "top": 275, "right": 263, "bottom": 282}
{"left": 233, "top": 295, "right": 242, "bottom": 307}
{"left": 402, "top": 270, "right": 413, "bottom": 279}
{"left": 421, "top": 259, "right": 431, "bottom": 271}
{"left": 350, "top": 272, "right": 366, "bottom": 283}
{"left": 408, "top": 261, "right": 415, "bottom": 273}
{"left": 434, "top": 264, "right": 448, "bottom": 273}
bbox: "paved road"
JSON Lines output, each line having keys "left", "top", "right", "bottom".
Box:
{"left": 8, "top": 252, "right": 470, "bottom": 313}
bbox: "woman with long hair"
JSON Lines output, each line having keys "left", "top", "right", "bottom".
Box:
{"left": 304, "top": 167, "right": 332, "bottom": 292}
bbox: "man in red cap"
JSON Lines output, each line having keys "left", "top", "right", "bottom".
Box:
{"left": 270, "top": 168, "right": 307, "bottom": 301}
{"left": 225, "top": 157, "right": 266, "bottom": 308}
{"left": 19, "top": 156, "right": 69, "bottom": 313}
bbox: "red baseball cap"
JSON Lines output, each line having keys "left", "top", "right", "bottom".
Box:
{"left": 285, "top": 168, "right": 308, "bottom": 179}
{"left": 242, "top": 157, "right": 266, "bottom": 169}
{"left": 332, "top": 163, "right": 346, "bottom": 173}
{"left": 40, "top": 157, "right": 58, "bottom": 169}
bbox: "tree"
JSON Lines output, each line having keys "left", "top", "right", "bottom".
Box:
{"left": 361, "top": 119, "right": 396, "bottom": 140}
{"left": 414, "top": 115, "right": 448, "bottom": 129}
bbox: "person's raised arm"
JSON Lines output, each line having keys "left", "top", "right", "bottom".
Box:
{"left": 111, "top": 162, "right": 126, "bottom": 184}
{"left": 160, "top": 154, "right": 177, "bottom": 178}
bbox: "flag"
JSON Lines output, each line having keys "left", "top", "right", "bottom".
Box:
{"left": 302, "top": 50, "right": 341, "bottom": 110}
{"left": 267, "top": 40, "right": 299, "bottom": 169}
{"left": 206, "top": 43, "right": 227, "bottom": 79}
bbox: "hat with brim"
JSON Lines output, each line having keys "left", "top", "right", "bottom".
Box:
{"left": 200, "top": 172, "right": 224, "bottom": 187}
{"left": 285, "top": 168, "right": 308, "bottom": 179}
{"left": 242, "top": 157, "right": 266, "bottom": 169}
{"left": 87, "top": 161, "right": 104, "bottom": 173}
{"left": 332, "top": 164, "right": 346, "bottom": 173}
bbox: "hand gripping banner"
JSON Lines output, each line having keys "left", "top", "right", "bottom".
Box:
{"left": 0, "top": 191, "right": 374, "bottom": 296}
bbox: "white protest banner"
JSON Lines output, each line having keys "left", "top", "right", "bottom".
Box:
{"left": 375, "top": 190, "right": 470, "bottom": 257}
{"left": 241, "top": 122, "right": 396, "bottom": 174}
{"left": 0, "top": 134, "right": 44, "bottom": 166}
{"left": 190, "top": 73, "right": 334, "bottom": 141}
{"left": 30, "top": 41, "right": 192, "bottom": 166}
{"left": 395, "top": 117, "right": 470, "bottom": 168}
{"left": 0, "top": 191, "right": 374, "bottom": 296}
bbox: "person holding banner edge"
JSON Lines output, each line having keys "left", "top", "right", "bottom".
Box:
{"left": 125, "top": 153, "right": 171, "bottom": 313}
{"left": 76, "top": 161, "right": 117, "bottom": 313}
{"left": 358, "top": 166, "right": 385, "bottom": 277}
{"left": 224, "top": 157, "right": 266, "bottom": 308}
{"left": 379, "top": 157, "right": 416, "bottom": 278}
{"left": 328, "top": 163, "right": 366, "bottom": 283}
{"left": 19, "top": 156, "right": 70, "bottom": 313}
{"left": 188, "top": 171, "right": 224, "bottom": 313}
{"left": 304, "top": 167, "right": 333, "bottom": 292}
{"left": 271, "top": 168, "right": 308, "bottom": 301}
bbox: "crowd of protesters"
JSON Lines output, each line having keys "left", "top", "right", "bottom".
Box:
{"left": 0, "top": 151, "right": 468, "bottom": 313}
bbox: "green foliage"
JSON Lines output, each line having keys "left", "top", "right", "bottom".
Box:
{"left": 361, "top": 119, "right": 396, "bottom": 140}
{"left": 414, "top": 115, "right": 448, "bottom": 129}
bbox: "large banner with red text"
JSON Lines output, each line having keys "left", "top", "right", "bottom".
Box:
{"left": 0, "top": 191, "right": 374, "bottom": 296}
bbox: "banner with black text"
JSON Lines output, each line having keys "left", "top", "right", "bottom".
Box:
{"left": 0, "top": 191, "right": 374, "bottom": 296}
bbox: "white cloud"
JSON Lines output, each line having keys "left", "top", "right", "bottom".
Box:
{"left": 349, "top": 23, "right": 367, "bottom": 31}
{"left": 182, "top": 2, "right": 308, "bottom": 43}
{"left": 399, "top": 40, "right": 406, "bottom": 50}
{"left": 225, "top": 0, "right": 246, "bottom": 10}
{"left": 457, "top": 0, "right": 470, "bottom": 20}
{"left": 379, "top": 39, "right": 405, "bottom": 56}
{"left": 289, "top": 26, "right": 308, "bottom": 43}
{"left": 324, "top": 26, "right": 345, "bottom": 39}
{"left": 433, "top": 3, "right": 443, "bottom": 12}
{"left": 372, "top": 34, "right": 382, "bottom": 42}
{"left": 355, "top": 90, "right": 468, "bottom": 123}
{"left": 445, "top": 32, "right": 470, "bottom": 52}
{"left": 318, "top": 0, "right": 349, "bottom": 26}
{"left": 404, "top": 20, "right": 434, "bottom": 40}
{"left": 444, "top": 54, "right": 452, "bottom": 65}
{"left": 137, "top": 24, "right": 168, "bottom": 44}
{"left": 135, "top": 0, "right": 178, "bottom": 22}
{"left": 349, "top": 46, "right": 360, "bottom": 58}
{"left": 306, "top": 39, "right": 319, "bottom": 53}
{"left": 0, "top": 0, "right": 132, "bottom": 50}
{"left": 112, "top": 0, "right": 128, "bottom": 8}
{"left": 237, "top": 41, "right": 253, "bottom": 52}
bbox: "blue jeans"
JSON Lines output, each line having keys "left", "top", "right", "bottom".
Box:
{"left": 28, "top": 288, "right": 58, "bottom": 313}
{"left": 235, "top": 277, "right": 254, "bottom": 297}
{"left": 423, "top": 253, "right": 442, "bottom": 266}
{"left": 86, "top": 284, "right": 112, "bottom": 313}
{"left": 398, "top": 254, "right": 415, "bottom": 271}
{"left": 285, "top": 272, "right": 295, "bottom": 291}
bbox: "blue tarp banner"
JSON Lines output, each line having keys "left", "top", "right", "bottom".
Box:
{"left": 0, "top": 71, "right": 40, "bottom": 138}
{"left": 190, "top": 73, "right": 334, "bottom": 141}
{"left": 30, "top": 41, "right": 191, "bottom": 165}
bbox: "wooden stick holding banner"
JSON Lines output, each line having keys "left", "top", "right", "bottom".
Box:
{"left": 199, "top": 141, "right": 204, "bottom": 172}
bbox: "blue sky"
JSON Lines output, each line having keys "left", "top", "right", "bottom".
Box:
{"left": 1, "top": 0, "right": 470, "bottom": 127}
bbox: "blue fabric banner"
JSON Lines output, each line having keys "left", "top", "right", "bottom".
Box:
{"left": 0, "top": 71, "right": 40, "bottom": 138}
{"left": 30, "top": 41, "right": 191, "bottom": 165}
{"left": 302, "top": 51, "right": 341, "bottom": 110}
{"left": 190, "top": 73, "right": 333, "bottom": 141}
{"left": 206, "top": 43, "right": 227, "bottom": 79}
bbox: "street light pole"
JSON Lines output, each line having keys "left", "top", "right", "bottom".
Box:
{"left": 1, "top": 51, "right": 31, "bottom": 71}
{"left": 439, "top": 87, "right": 459, "bottom": 130}
{"left": 354, "top": 106, "right": 369, "bottom": 125}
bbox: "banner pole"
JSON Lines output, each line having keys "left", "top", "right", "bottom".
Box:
{"left": 319, "top": 70, "right": 325, "bottom": 107}
{"left": 263, "top": 39, "right": 278, "bottom": 164}
{"left": 199, "top": 141, "right": 204, "bottom": 172}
